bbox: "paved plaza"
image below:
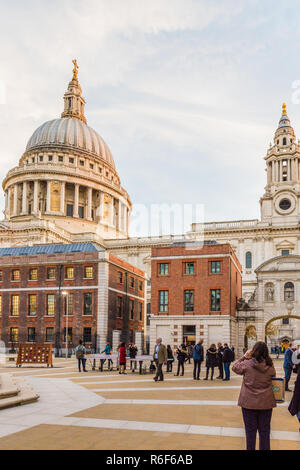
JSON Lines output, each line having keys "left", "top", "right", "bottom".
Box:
{"left": 0, "top": 357, "right": 299, "bottom": 450}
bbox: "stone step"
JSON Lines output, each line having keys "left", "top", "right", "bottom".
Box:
{"left": 0, "top": 374, "right": 39, "bottom": 410}
{"left": 0, "top": 374, "right": 20, "bottom": 399}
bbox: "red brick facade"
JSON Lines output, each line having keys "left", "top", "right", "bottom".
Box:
{"left": 0, "top": 247, "right": 146, "bottom": 351}
{"left": 151, "top": 243, "right": 242, "bottom": 318}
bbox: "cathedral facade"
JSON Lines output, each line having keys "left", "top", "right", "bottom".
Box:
{"left": 1, "top": 65, "right": 300, "bottom": 355}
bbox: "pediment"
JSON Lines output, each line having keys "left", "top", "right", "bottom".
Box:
{"left": 275, "top": 240, "right": 295, "bottom": 249}
{"left": 256, "top": 255, "right": 300, "bottom": 273}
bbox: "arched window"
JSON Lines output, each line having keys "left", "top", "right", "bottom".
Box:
{"left": 284, "top": 282, "right": 294, "bottom": 301}
{"left": 283, "top": 137, "right": 287, "bottom": 146}
{"left": 245, "top": 252, "right": 252, "bottom": 269}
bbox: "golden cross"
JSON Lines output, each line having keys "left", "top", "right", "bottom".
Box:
{"left": 72, "top": 59, "right": 79, "bottom": 80}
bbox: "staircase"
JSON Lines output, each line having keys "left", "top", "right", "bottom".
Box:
{"left": 0, "top": 374, "right": 39, "bottom": 410}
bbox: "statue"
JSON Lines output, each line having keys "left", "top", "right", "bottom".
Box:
{"left": 72, "top": 59, "right": 79, "bottom": 80}
{"left": 266, "top": 286, "right": 274, "bottom": 302}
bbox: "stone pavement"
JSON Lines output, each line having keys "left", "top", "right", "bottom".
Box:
{"left": 0, "top": 357, "right": 299, "bottom": 450}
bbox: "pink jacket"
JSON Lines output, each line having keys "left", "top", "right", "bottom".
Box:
{"left": 232, "top": 357, "right": 277, "bottom": 410}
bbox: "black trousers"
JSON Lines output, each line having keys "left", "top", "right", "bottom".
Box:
{"left": 193, "top": 359, "right": 202, "bottom": 379}
{"left": 167, "top": 360, "right": 173, "bottom": 372}
{"left": 176, "top": 359, "right": 185, "bottom": 376}
{"left": 218, "top": 362, "right": 223, "bottom": 378}
{"left": 154, "top": 360, "right": 163, "bottom": 381}
{"left": 205, "top": 366, "right": 215, "bottom": 379}
{"left": 242, "top": 408, "right": 273, "bottom": 451}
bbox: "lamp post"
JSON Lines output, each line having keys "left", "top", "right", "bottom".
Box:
{"left": 62, "top": 291, "right": 69, "bottom": 359}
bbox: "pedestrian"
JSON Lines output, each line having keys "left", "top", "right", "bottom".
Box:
{"left": 292, "top": 344, "right": 300, "bottom": 374}
{"left": 75, "top": 340, "right": 87, "bottom": 373}
{"left": 231, "top": 346, "right": 236, "bottom": 361}
{"left": 101, "top": 343, "right": 113, "bottom": 370}
{"left": 193, "top": 339, "right": 204, "bottom": 380}
{"left": 129, "top": 342, "right": 138, "bottom": 373}
{"left": 216, "top": 342, "right": 224, "bottom": 379}
{"left": 232, "top": 341, "right": 276, "bottom": 451}
{"left": 204, "top": 344, "right": 218, "bottom": 380}
{"left": 275, "top": 345, "right": 280, "bottom": 359}
{"left": 284, "top": 342, "right": 294, "bottom": 392}
{"left": 288, "top": 353, "right": 300, "bottom": 432}
{"left": 188, "top": 345, "right": 193, "bottom": 364}
{"left": 174, "top": 344, "right": 188, "bottom": 377}
{"left": 153, "top": 337, "right": 167, "bottom": 382}
{"left": 222, "top": 343, "right": 234, "bottom": 381}
{"left": 166, "top": 345, "right": 174, "bottom": 372}
{"left": 119, "top": 342, "right": 127, "bottom": 374}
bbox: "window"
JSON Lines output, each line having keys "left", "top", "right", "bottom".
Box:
{"left": 138, "top": 303, "right": 143, "bottom": 321}
{"left": 28, "top": 328, "right": 36, "bottom": 343}
{"left": 64, "top": 327, "right": 72, "bottom": 344}
{"left": 118, "top": 272, "right": 123, "bottom": 284}
{"left": 84, "top": 266, "right": 94, "bottom": 279}
{"left": 47, "top": 267, "right": 56, "bottom": 280}
{"left": 282, "top": 318, "right": 290, "bottom": 325}
{"left": 78, "top": 206, "right": 84, "bottom": 219}
{"left": 245, "top": 252, "right": 252, "bottom": 269}
{"left": 279, "top": 199, "right": 291, "bottom": 211}
{"left": 48, "top": 155, "right": 53, "bottom": 162}
{"left": 90, "top": 163, "right": 94, "bottom": 170}
{"left": 69, "top": 157, "right": 74, "bottom": 164}
{"left": 159, "top": 263, "right": 169, "bottom": 276}
{"left": 184, "top": 262, "right": 194, "bottom": 275}
{"left": 129, "top": 300, "right": 134, "bottom": 320}
{"left": 67, "top": 204, "right": 74, "bottom": 217}
{"left": 65, "top": 293, "right": 74, "bottom": 316}
{"left": 46, "top": 327, "right": 54, "bottom": 343}
{"left": 80, "top": 160, "right": 85, "bottom": 166}
{"left": 0, "top": 296, "right": 2, "bottom": 316}
{"left": 211, "top": 290, "right": 221, "bottom": 312}
{"left": 47, "top": 294, "right": 55, "bottom": 316}
{"left": 184, "top": 290, "right": 194, "bottom": 312}
{"left": 0, "top": 271, "right": 2, "bottom": 282}
{"left": 159, "top": 291, "right": 168, "bottom": 313}
{"left": 130, "top": 277, "right": 134, "bottom": 288}
{"left": 282, "top": 250, "right": 290, "bottom": 256}
{"left": 39, "top": 155, "right": 44, "bottom": 162}
{"left": 12, "top": 269, "right": 20, "bottom": 281}
{"left": 28, "top": 295, "right": 37, "bottom": 316}
{"left": 117, "top": 296, "right": 123, "bottom": 318}
{"left": 139, "top": 281, "right": 143, "bottom": 291}
{"left": 211, "top": 261, "right": 221, "bottom": 274}
{"left": 58, "top": 156, "right": 64, "bottom": 162}
{"left": 10, "top": 328, "right": 18, "bottom": 343}
{"left": 65, "top": 267, "right": 74, "bottom": 279}
{"left": 11, "top": 295, "right": 19, "bottom": 316}
{"left": 29, "top": 268, "right": 38, "bottom": 281}
{"left": 83, "top": 293, "right": 92, "bottom": 316}
{"left": 284, "top": 282, "right": 294, "bottom": 301}
{"left": 283, "top": 137, "right": 287, "bottom": 145}
{"left": 83, "top": 327, "right": 92, "bottom": 343}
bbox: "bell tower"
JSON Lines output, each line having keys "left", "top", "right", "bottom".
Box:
{"left": 61, "top": 59, "right": 87, "bottom": 124}
{"left": 260, "top": 103, "right": 300, "bottom": 225}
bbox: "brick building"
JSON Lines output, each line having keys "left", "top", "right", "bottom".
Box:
{"left": 0, "top": 243, "right": 146, "bottom": 353}
{"left": 149, "top": 242, "right": 242, "bottom": 353}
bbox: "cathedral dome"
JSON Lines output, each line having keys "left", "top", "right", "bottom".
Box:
{"left": 25, "top": 118, "right": 115, "bottom": 169}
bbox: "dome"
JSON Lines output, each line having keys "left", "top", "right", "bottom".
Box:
{"left": 25, "top": 118, "right": 116, "bottom": 169}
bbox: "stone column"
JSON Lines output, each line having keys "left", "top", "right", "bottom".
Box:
{"left": 87, "top": 187, "right": 93, "bottom": 220}
{"left": 123, "top": 205, "right": 128, "bottom": 234}
{"left": 118, "top": 200, "right": 122, "bottom": 232}
{"left": 60, "top": 182, "right": 65, "bottom": 215}
{"left": 13, "top": 184, "right": 18, "bottom": 216}
{"left": 112, "top": 330, "right": 121, "bottom": 354}
{"left": 46, "top": 181, "right": 51, "bottom": 213}
{"left": 33, "top": 180, "right": 39, "bottom": 214}
{"left": 99, "top": 191, "right": 104, "bottom": 223}
{"left": 135, "top": 331, "right": 144, "bottom": 355}
{"left": 74, "top": 183, "right": 79, "bottom": 218}
{"left": 287, "top": 159, "right": 291, "bottom": 181}
{"left": 21, "top": 181, "right": 27, "bottom": 215}
{"left": 110, "top": 198, "right": 114, "bottom": 226}
{"left": 279, "top": 160, "right": 283, "bottom": 182}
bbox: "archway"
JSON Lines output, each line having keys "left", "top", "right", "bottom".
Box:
{"left": 264, "top": 315, "right": 300, "bottom": 349}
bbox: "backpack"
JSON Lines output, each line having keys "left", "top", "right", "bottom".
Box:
{"left": 76, "top": 347, "right": 84, "bottom": 359}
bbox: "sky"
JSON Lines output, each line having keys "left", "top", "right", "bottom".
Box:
{"left": 1, "top": 0, "right": 300, "bottom": 236}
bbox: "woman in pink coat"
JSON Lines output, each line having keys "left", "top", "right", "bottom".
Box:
{"left": 119, "top": 342, "right": 127, "bottom": 375}
{"left": 232, "top": 341, "right": 276, "bottom": 451}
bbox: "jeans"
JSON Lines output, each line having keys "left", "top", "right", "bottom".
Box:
{"left": 242, "top": 408, "right": 273, "bottom": 451}
{"left": 284, "top": 367, "right": 293, "bottom": 389}
{"left": 205, "top": 366, "right": 215, "bottom": 379}
{"left": 193, "top": 359, "right": 202, "bottom": 379}
{"left": 224, "top": 362, "right": 230, "bottom": 380}
{"left": 176, "top": 359, "right": 185, "bottom": 376}
{"left": 78, "top": 358, "right": 86, "bottom": 372}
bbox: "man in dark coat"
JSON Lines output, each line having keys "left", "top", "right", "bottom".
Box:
{"left": 222, "top": 343, "right": 234, "bottom": 381}
{"left": 288, "top": 361, "right": 300, "bottom": 430}
{"left": 216, "top": 342, "right": 224, "bottom": 379}
{"left": 193, "top": 340, "right": 204, "bottom": 380}
{"left": 284, "top": 343, "right": 294, "bottom": 391}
